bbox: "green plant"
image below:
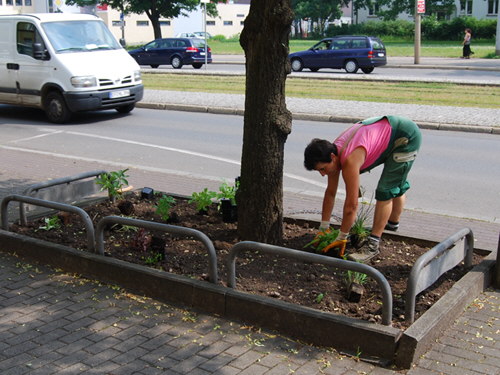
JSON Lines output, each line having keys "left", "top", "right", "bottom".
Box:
{"left": 304, "top": 228, "right": 340, "bottom": 253}
{"left": 350, "top": 187, "right": 373, "bottom": 245}
{"left": 144, "top": 252, "right": 163, "bottom": 265}
{"left": 345, "top": 269, "right": 368, "bottom": 287}
{"left": 315, "top": 293, "right": 325, "bottom": 304}
{"left": 189, "top": 188, "right": 217, "bottom": 212}
{"left": 155, "top": 195, "right": 176, "bottom": 221}
{"left": 37, "top": 215, "right": 61, "bottom": 231}
{"left": 217, "top": 180, "right": 239, "bottom": 205}
{"left": 95, "top": 169, "right": 129, "bottom": 201}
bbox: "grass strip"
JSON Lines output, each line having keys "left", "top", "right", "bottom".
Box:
{"left": 142, "top": 73, "right": 499, "bottom": 108}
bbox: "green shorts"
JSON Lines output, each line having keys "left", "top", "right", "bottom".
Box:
{"left": 361, "top": 116, "right": 422, "bottom": 201}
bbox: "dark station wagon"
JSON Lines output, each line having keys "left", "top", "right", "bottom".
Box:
{"left": 128, "top": 37, "right": 212, "bottom": 69}
{"left": 289, "top": 35, "right": 387, "bottom": 74}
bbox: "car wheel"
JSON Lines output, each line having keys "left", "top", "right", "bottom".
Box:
{"left": 310, "top": 68, "right": 319, "bottom": 72}
{"left": 291, "top": 59, "right": 303, "bottom": 72}
{"left": 361, "top": 67, "right": 374, "bottom": 74}
{"left": 44, "top": 91, "right": 71, "bottom": 124}
{"left": 171, "top": 56, "right": 183, "bottom": 69}
{"left": 192, "top": 63, "right": 203, "bottom": 69}
{"left": 116, "top": 104, "right": 135, "bottom": 114}
{"left": 344, "top": 60, "right": 359, "bottom": 74}
{"left": 150, "top": 64, "right": 159, "bottom": 68}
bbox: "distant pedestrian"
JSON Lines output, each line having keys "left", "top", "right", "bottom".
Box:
{"left": 462, "top": 28, "right": 472, "bottom": 59}
{"left": 304, "top": 116, "right": 422, "bottom": 263}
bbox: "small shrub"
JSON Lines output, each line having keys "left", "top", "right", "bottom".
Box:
{"left": 155, "top": 195, "right": 176, "bottom": 221}
{"left": 95, "top": 169, "right": 129, "bottom": 201}
{"left": 37, "top": 215, "right": 61, "bottom": 231}
{"left": 189, "top": 188, "right": 217, "bottom": 212}
{"left": 217, "top": 180, "right": 239, "bottom": 205}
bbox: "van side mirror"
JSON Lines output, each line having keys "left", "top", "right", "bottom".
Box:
{"left": 33, "top": 43, "right": 49, "bottom": 60}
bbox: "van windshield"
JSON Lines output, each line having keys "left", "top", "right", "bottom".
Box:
{"left": 42, "top": 20, "right": 121, "bottom": 53}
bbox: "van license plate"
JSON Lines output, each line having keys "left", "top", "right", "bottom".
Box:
{"left": 378, "top": 53, "right": 385, "bottom": 57}
{"left": 109, "top": 89, "right": 130, "bottom": 99}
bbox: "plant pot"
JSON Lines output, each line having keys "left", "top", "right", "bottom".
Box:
{"left": 347, "top": 282, "right": 365, "bottom": 303}
{"left": 220, "top": 198, "right": 237, "bottom": 223}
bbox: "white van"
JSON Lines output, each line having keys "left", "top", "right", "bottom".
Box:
{"left": 0, "top": 13, "right": 144, "bottom": 123}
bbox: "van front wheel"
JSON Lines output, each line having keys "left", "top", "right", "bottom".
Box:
{"left": 44, "top": 91, "right": 71, "bottom": 124}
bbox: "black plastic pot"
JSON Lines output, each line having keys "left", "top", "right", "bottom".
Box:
{"left": 220, "top": 198, "right": 237, "bottom": 223}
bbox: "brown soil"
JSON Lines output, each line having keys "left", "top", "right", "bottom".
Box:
{"left": 11, "top": 192, "right": 481, "bottom": 330}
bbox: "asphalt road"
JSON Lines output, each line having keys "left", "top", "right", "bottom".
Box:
{"left": 1, "top": 107, "right": 498, "bottom": 224}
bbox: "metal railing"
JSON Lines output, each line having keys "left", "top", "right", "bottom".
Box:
{"left": 20, "top": 170, "right": 106, "bottom": 225}
{"left": 227, "top": 241, "right": 393, "bottom": 326}
{"left": 405, "top": 228, "right": 474, "bottom": 323}
{"left": 95, "top": 216, "right": 218, "bottom": 283}
{"left": 1, "top": 194, "right": 95, "bottom": 252}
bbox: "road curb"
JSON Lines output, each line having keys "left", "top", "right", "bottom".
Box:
{"left": 136, "top": 102, "right": 498, "bottom": 135}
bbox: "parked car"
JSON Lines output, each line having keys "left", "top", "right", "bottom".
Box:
{"left": 193, "top": 31, "right": 212, "bottom": 39}
{"left": 128, "top": 38, "right": 212, "bottom": 69}
{"left": 175, "top": 32, "right": 198, "bottom": 38}
{"left": 288, "top": 35, "right": 387, "bottom": 74}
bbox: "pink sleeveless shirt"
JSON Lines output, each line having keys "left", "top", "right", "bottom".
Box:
{"left": 334, "top": 118, "right": 392, "bottom": 171}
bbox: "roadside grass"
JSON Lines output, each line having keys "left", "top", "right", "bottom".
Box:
{"left": 205, "top": 39, "right": 497, "bottom": 58}
{"left": 142, "top": 73, "right": 499, "bottom": 108}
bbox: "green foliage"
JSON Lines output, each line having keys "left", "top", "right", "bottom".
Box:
{"left": 37, "top": 215, "right": 61, "bottom": 231}
{"left": 155, "top": 195, "right": 176, "bottom": 221}
{"left": 315, "top": 293, "right": 325, "bottom": 303}
{"left": 217, "top": 180, "right": 239, "bottom": 205}
{"left": 145, "top": 252, "right": 163, "bottom": 265}
{"left": 350, "top": 188, "right": 373, "bottom": 241}
{"left": 95, "top": 169, "right": 129, "bottom": 200}
{"left": 345, "top": 268, "right": 368, "bottom": 286}
{"left": 189, "top": 188, "right": 217, "bottom": 212}
{"left": 320, "top": 16, "right": 497, "bottom": 41}
{"left": 304, "top": 228, "right": 340, "bottom": 253}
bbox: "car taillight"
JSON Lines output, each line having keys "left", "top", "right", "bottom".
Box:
{"left": 368, "top": 51, "right": 374, "bottom": 59}
{"left": 208, "top": 47, "right": 211, "bottom": 52}
{"left": 186, "top": 46, "right": 198, "bottom": 53}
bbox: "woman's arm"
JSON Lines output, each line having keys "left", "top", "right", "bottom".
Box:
{"left": 321, "top": 170, "right": 340, "bottom": 223}
{"left": 340, "top": 147, "right": 366, "bottom": 233}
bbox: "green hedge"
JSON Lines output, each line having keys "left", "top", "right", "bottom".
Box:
{"left": 309, "top": 17, "right": 497, "bottom": 41}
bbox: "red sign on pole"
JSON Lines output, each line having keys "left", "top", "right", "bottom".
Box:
{"left": 417, "top": 0, "right": 425, "bottom": 14}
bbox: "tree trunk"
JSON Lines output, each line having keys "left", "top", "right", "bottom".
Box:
{"left": 237, "top": 0, "right": 293, "bottom": 244}
{"left": 145, "top": 9, "right": 162, "bottom": 39}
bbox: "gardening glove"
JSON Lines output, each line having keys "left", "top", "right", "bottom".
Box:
{"left": 318, "top": 221, "right": 330, "bottom": 231}
{"left": 321, "top": 231, "right": 348, "bottom": 257}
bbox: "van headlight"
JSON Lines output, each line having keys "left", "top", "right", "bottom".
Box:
{"left": 71, "top": 76, "right": 97, "bottom": 88}
{"left": 134, "top": 70, "right": 142, "bottom": 82}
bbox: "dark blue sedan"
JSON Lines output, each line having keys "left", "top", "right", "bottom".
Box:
{"left": 128, "top": 38, "right": 212, "bottom": 69}
{"left": 289, "top": 35, "right": 387, "bottom": 74}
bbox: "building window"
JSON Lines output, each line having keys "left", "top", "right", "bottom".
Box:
{"left": 237, "top": 14, "right": 245, "bottom": 18}
{"left": 6, "top": 0, "right": 13, "bottom": 5}
{"left": 240, "top": 21, "right": 244, "bottom": 26}
{"left": 206, "top": 20, "right": 215, "bottom": 26}
{"left": 467, "top": 0, "right": 473, "bottom": 15}
{"left": 368, "top": 3, "right": 380, "bottom": 16}
{"left": 488, "top": 0, "right": 498, "bottom": 14}
{"left": 137, "top": 21, "right": 149, "bottom": 27}
{"left": 25, "top": 0, "right": 32, "bottom": 5}
{"left": 223, "top": 20, "right": 233, "bottom": 26}
{"left": 159, "top": 20, "right": 171, "bottom": 26}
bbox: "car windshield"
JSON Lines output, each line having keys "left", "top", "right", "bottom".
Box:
{"left": 42, "top": 20, "right": 121, "bottom": 53}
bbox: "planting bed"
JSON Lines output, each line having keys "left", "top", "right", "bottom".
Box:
{"left": 9, "top": 191, "right": 483, "bottom": 330}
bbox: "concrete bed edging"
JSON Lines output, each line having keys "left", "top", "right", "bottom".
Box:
{"left": 0, "top": 229, "right": 495, "bottom": 368}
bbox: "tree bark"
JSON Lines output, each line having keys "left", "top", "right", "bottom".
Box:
{"left": 237, "top": 0, "right": 293, "bottom": 244}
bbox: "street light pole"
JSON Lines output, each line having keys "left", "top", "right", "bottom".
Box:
{"left": 201, "top": 0, "right": 209, "bottom": 70}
